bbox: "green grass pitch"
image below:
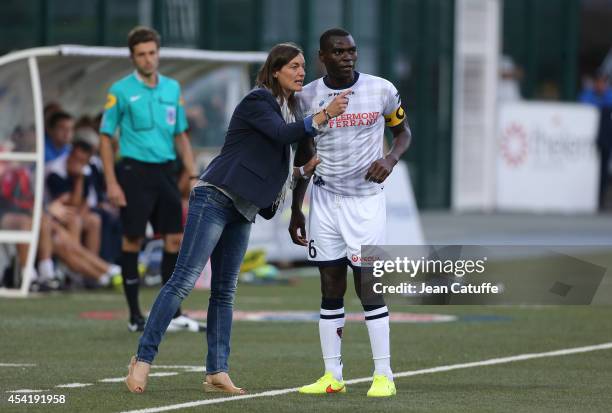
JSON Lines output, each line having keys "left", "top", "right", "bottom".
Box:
{"left": 0, "top": 272, "right": 611, "bottom": 412}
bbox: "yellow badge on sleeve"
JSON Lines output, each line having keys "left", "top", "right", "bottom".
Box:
{"left": 384, "top": 107, "right": 406, "bottom": 127}
{"left": 104, "top": 94, "right": 117, "bottom": 110}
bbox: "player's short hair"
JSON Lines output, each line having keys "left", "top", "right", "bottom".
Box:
{"left": 47, "top": 111, "right": 73, "bottom": 129}
{"left": 43, "top": 102, "right": 62, "bottom": 118}
{"left": 127, "top": 26, "right": 161, "bottom": 53}
{"left": 320, "top": 28, "right": 352, "bottom": 51}
{"left": 72, "top": 139, "right": 94, "bottom": 155}
{"left": 256, "top": 42, "right": 303, "bottom": 114}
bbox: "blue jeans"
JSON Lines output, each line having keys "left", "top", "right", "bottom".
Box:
{"left": 136, "top": 185, "right": 251, "bottom": 374}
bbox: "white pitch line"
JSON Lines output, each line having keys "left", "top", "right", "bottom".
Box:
{"left": 149, "top": 373, "right": 179, "bottom": 378}
{"left": 0, "top": 363, "right": 36, "bottom": 367}
{"left": 7, "top": 389, "right": 47, "bottom": 393}
{"left": 118, "top": 341, "right": 612, "bottom": 413}
{"left": 101, "top": 372, "right": 179, "bottom": 383}
{"left": 100, "top": 378, "right": 127, "bottom": 383}
{"left": 344, "top": 341, "right": 612, "bottom": 385}
{"left": 56, "top": 383, "right": 94, "bottom": 388}
{"left": 152, "top": 366, "right": 205, "bottom": 372}
{"left": 182, "top": 368, "right": 205, "bottom": 373}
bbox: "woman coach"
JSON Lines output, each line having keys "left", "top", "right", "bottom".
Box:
{"left": 125, "top": 43, "right": 350, "bottom": 394}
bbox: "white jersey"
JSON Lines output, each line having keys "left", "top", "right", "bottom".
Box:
{"left": 297, "top": 72, "right": 405, "bottom": 196}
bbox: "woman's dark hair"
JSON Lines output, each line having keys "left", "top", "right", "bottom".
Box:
{"left": 256, "top": 42, "right": 303, "bottom": 115}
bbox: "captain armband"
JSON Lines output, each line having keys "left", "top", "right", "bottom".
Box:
{"left": 384, "top": 107, "right": 406, "bottom": 127}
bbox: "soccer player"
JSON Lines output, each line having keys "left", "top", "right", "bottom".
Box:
{"left": 290, "top": 28, "right": 412, "bottom": 397}
{"left": 99, "top": 26, "right": 203, "bottom": 333}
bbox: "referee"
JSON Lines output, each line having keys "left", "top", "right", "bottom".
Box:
{"left": 99, "top": 26, "right": 200, "bottom": 332}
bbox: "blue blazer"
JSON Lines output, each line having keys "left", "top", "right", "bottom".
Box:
{"left": 201, "top": 88, "right": 315, "bottom": 214}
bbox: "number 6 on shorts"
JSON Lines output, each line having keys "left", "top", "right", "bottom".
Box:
{"left": 308, "top": 239, "right": 317, "bottom": 259}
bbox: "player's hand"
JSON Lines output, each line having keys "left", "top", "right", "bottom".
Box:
{"left": 300, "top": 156, "right": 321, "bottom": 178}
{"left": 365, "top": 156, "right": 396, "bottom": 183}
{"left": 107, "top": 181, "right": 127, "bottom": 207}
{"left": 326, "top": 90, "right": 351, "bottom": 118}
{"left": 47, "top": 200, "right": 77, "bottom": 224}
{"left": 289, "top": 209, "right": 308, "bottom": 246}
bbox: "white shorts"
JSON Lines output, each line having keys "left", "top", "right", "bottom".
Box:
{"left": 307, "top": 184, "right": 386, "bottom": 267}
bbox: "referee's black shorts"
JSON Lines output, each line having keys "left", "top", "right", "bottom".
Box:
{"left": 115, "top": 157, "right": 183, "bottom": 238}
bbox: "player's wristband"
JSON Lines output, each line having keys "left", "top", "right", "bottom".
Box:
{"left": 297, "top": 166, "right": 311, "bottom": 180}
{"left": 322, "top": 108, "right": 332, "bottom": 121}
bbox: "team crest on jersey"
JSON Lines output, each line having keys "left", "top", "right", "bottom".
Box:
{"left": 166, "top": 106, "right": 176, "bottom": 125}
{"left": 313, "top": 175, "right": 326, "bottom": 187}
{"left": 319, "top": 99, "right": 325, "bottom": 107}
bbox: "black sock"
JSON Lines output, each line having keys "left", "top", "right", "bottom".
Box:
{"left": 120, "top": 251, "right": 141, "bottom": 320}
{"left": 162, "top": 251, "right": 181, "bottom": 318}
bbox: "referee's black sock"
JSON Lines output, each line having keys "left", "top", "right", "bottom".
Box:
{"left": 162, "top": 251, "right": 181, "bottom": 319}
{"left": 120, "top": 251, "right": 142, "bottom": 321}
